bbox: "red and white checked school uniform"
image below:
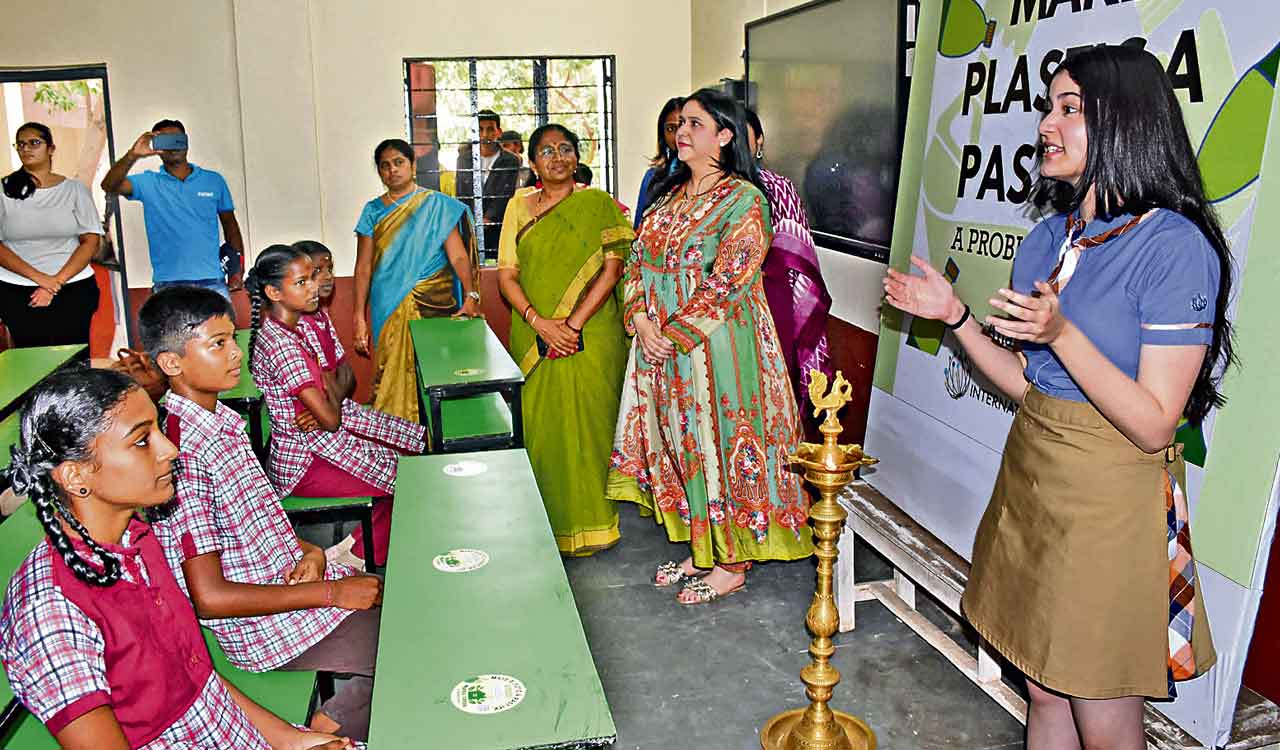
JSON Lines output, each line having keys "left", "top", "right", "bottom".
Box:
{"left": 297, "top": 311, "right": 394, "bottom": 441}
{"left": 251, "top": 315, "right": 424, "bottom": 497}
{"left": 155, "top": 393, "right": 357, "bottom": 671}
{"left": 0, "top": 519, "right": 271, "bottom": 749}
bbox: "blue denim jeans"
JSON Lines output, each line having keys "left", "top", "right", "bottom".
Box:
{"left": 152, "top": 278, "right": 230, "bottom": 301}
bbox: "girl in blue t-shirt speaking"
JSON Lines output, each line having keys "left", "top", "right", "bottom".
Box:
{"left": 885, "top": 44, "right": 1234, "bottom": 748}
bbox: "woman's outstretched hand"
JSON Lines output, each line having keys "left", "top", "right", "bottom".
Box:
{"left": 985, "top": 280, "right": 1067, "bottom": 344}
{"left": 883, "top": 255, "right": 965, "bottom": 324}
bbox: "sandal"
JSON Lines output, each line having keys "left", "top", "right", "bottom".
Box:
{"left": 677, "top": 577, "right": 746, "bottom": 605}
{"left": 653, "top": 560, "right": 705, "bottom": 588}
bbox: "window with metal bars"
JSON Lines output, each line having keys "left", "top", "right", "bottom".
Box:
{"left": 403, "top": 56, "right": 619, "bottom": 264}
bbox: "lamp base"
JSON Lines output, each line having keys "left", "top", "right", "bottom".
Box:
{"left": 760, "top": 708, "right": 876, "bottom": 750}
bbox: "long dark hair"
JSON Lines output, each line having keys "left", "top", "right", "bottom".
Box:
{"left": 647, "top": 89, "right": 766, "bottom": 211}
{"left": 3, "top": 368, "right": 140, "bottom": 586}
{"left": 650, "top": 96, "right": 683, "bottom": 166}
{"left": 3, "top": 122, "right": 54, "bottom": 201}
{"left": 1031, "top": 45, "right": 1235, "bottom": 424}
{"left": 244, "top": 243, "right": 309, "bottom": 361}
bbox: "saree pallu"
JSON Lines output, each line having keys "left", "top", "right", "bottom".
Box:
{"left": 369, "top": 190, "right": 477, "bottom": 422}
{"left": 761, "top": 216, "right": 833, "bottom": 414}
{"left": 507, "top": 189, "right": 633, "bottom": 555}
{"left": 608, "top": 179, "right": 813, "bottom": 568}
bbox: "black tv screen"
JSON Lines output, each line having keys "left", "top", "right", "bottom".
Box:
{"left": 746, "top": 0, "right": 908, "bottom": 261}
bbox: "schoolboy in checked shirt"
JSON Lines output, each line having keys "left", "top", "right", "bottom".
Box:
{"left": 138, "top": 286, "right": 382, "bottom": 742}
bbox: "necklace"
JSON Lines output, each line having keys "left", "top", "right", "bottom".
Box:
{"left": 385, "top": 186, "right": 423, "bottom": 209}
{"left": 683, "top": 172, "right": 727, "bottom": 200}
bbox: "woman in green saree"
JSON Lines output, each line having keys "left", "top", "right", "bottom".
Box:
{"left": 608, "top": 89, "right": 812, "bottom": 604}
{"left": 497, "top": 124, "right": 633, "bottom": 556}
{"left": 352, "top": 138, "right": 482, "bottom": 422}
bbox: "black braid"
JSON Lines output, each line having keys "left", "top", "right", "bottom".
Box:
{"left": 247, "top": 281, "right": 264, "bottom": 364}
{"left": 5, "top": 367, "right": 139, "bottom": 586}
{"left": 29, "top": 473, "right": 121, "bottom": 586}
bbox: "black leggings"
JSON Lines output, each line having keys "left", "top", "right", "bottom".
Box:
{"left": 0, "top": 276, "right": 100, "bottom": 348}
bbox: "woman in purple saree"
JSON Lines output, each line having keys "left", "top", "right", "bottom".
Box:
{"left": 745, "top": 109, "right": 833, "bottom": 413}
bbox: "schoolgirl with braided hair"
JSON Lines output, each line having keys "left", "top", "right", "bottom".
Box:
{"left": 0, "top": 366, "right": 355, "bottom": 750}
{"left": 244, "top": 244, "right": 424, "bottom": 571}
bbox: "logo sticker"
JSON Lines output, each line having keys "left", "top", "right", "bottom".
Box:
{"left": 451, "top": 675, "right": 525, "bottom": 714}
{"left": 432, "top": 548, "right": 489, "bottom": 573}
{"left": 443, "top": 460, "right": 487, "bottom": 477}
{"left": 453, "top": 367, "right": 483, "bottom": 377}
{"left": 1191, "top": 293, "right": 1208, "bottom": 312}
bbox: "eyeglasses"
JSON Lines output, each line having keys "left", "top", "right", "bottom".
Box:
{"left": 535, "top": 143, "right": 577, "bottom": 160}
{"left": 14, "top": 138, "right": 46, "bottom": 151}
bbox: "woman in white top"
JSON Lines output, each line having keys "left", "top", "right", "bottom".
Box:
{"left": 0, "top": 122, "right": 103, "bottom": 347}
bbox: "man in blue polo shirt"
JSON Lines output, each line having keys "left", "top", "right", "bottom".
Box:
{"left": 101, "top": 119, "right": 244, "bottom": 298}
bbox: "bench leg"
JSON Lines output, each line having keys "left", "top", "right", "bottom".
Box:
{"left": 978, "top": 639, "right": 1002, "bottom": 685}
{"left": 836, "top": 526, "right": 857, "bottom": 632}
{"left": 509, "top": 385, "right": 524, "bottom": 448}
{"left": 428, "top": 395, "right": 444, "bottom": 455}
{"left": 894, "top": 570, "right": 916, "bottom": 610}
{"left": 359, "top": 508, "right": 376, "bottom": 574}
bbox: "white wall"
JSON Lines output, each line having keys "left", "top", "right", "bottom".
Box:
{"left": 0, "top": 0, "right": 247, "bottom": 287}
{"left": 690, "top": 0, "right": 886, "bottom": 332}
{"left": 0, "top": 0, "right": 693, "bottom": 284}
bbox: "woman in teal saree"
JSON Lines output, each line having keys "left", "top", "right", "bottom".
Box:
{"left": 352, "top": 138, "right": 481, "bottom": 422}
{"left": 497, "top": 125, "right": 633, "bottom": 555}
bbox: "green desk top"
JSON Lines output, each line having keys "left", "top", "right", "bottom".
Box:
{"left": 0, "top": 345, "right": 85, "bottom": 414}
{"left": 0, "top": 412, "right": 20, "bottom": 470}
{"left": 219, "top": 329, "right": 261, "bottom": 401}
{"left": 371, "top": 450, "right": 614, "bottom": 749}
{"left": 409, "top": 317, "right": 523, "bottom": 394}
{"left": 440, "top": 392, "right": 513, "bottom": 441}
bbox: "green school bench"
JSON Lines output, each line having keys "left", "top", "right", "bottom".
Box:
{"left": 369, "top": 450, "right": 615, "bottom": 749}
{"left": 0, "top": 345, "right": 87, "bottom": 421}
{"left": 409, "top": 317, "right": 524, "bottom": 454}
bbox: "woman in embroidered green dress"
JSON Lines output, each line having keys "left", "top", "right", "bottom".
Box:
{"left": 608, "top": 89, "right": 812, "bottom": 604}
{"left": 497, "top": 124, "right": 633, "bottom": 556}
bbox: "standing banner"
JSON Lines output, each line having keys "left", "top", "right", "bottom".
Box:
{"left": 868, "top": 0, "right": 1280, "bottom": 744}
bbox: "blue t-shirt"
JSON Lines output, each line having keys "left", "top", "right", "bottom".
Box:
{"left": 1014, "top": 209, "right": 1219, "bottom": 402}
{"left": 125, "top": 163, "right": 233, "bottom": 283}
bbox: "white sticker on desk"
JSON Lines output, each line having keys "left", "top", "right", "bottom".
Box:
{"left": 442, "top": 460, "right": 487, "bottom": 477}
{"left": 453, "top": 367, "right": 483, "bottom": 377}
{"left": 432, "top": 548, "right": 489, "bottom": 573}
{"left": 451, "top": 674, "right": 525, "bottom": 715}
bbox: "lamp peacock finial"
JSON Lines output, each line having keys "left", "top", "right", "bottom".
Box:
{"left": 808, "top": 369, "right": 853, "bottom": 424}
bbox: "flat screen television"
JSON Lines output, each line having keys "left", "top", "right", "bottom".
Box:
{"left": 746, "top": 0, "right": 913, "bottom": 262}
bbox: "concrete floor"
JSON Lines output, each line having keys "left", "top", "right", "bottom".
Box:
{"left": 561, "top": 507, "right": 1026, "bottom": 750}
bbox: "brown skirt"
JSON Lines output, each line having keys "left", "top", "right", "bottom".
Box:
{"left": 961, "top": 387, "right": 1215, "bottom": 699}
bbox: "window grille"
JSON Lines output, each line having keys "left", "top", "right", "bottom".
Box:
{"left": 403, "top": 56, "right": 619, "bottom": 264}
